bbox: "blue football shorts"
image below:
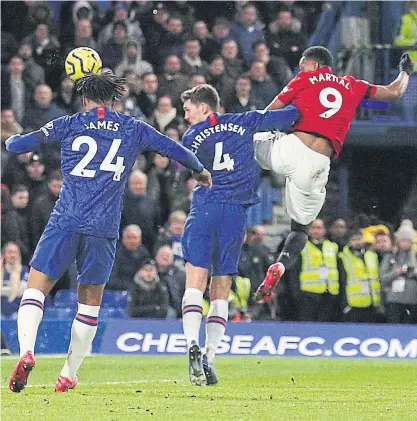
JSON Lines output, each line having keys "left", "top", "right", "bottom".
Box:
{"left": 30, "top": 224, "right": 117, "bottom": 285}
{"left": 182, "top": 202, "right": 247, "bottom": 276}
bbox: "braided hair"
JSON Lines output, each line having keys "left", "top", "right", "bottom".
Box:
{"left": 76, "top": 70, "right": 126, "bottom": 104}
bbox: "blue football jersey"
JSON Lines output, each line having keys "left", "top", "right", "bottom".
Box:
{"left": 31, "top": 107, "right": 204, "bottom": 239}
{"left": 182, "top": 106, "right": 299, "bottom": 208}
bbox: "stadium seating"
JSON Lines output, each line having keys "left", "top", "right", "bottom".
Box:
{"left": 54, "top": 290, "right": 77, "bottom": 308}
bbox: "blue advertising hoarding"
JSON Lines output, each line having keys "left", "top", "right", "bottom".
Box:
{"left": 2, "top": 319, "right": 416, "bottom": 359}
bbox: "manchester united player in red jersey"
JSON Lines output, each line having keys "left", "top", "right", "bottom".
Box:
{"left": 254, "top": 46, "right": 414, "bottom": 304}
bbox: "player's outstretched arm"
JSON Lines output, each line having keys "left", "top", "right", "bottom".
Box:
{"left": 254, "top": 104, "right": 300, "bottom": 132}
{"left": 139, "top": 121, "right": 212, "bottom": 188}
{"left": 5, "top": 131, "right": 43, "bottom": 154}
{"left": 372, "top": 53, "right": 413, "bottom": 101}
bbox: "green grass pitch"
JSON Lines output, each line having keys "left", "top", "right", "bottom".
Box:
{"left": 1, "top": 356, "right": 416, "bottom": 421}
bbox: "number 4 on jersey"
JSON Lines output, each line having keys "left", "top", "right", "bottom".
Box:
{"left": 213, "top": 142, "right": 234, "bottom": 171}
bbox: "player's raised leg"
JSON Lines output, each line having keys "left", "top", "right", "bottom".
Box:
{"left": 56, "top": 234, "right": 116, "bottom": 392}
{"left": 9, "top": 268, "right": 56, "bottom": 392}
{"left": 254, "top": 134, "right": 330, "bottom": 303}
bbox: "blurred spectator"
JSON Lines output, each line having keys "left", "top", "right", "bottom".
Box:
{"left": 373, "top": 231, "right": 393, "bottom": 263}
{"left": 238, "top": 227, "right": 272, "bottom": 301}
{"left": 150, "top": 96, "right": 183, "bottom": 133}
{"left": 2, "top": 152, "right": 33, "bottom": 191}
{"left": 206, "top": 56, "right": 235, "bottom": 105}
{"left": 115, "top": 40, "right": 153, "bottom": 77}
{"left": 171, "top": 177, "right": 197, "bottom": 214}
{"left": 221, "top": 39, "right": 244, "bottom": 80}
{"left": 1, "top": 242, "right": 28, "bottom": 318}
{"left": 249, "top": 61, "right": 278, "bottom": 105}
{"left": 24, "top": 154, "right": 49, "bottom": 209}
{"left": 1, "top": 186, "right": 20, "bottom": 248}
{"left": 155, "top": 245, "right": 186, "bottom": 317}
{"left": 288, "top": 219, "right": 342, "bottom": 322}
{"left": 54, "top": 75, "right": 82, "bottom": 115}
{"left": 73, "top": 18, "right": 98, "bottom": 49}
{"left": 165, "top": 1, "right": 196, "bottom": 33}
{"left": 187, "top": 73, "right": 207, "bottom": 89}
{"left": 154, "top": 210, "right": 187, "bottom": 267}
{"left": 18, "top": 43, "right": 45, "bottom": 90}
{"left": 157, "top": 55, "right": 189, "bottom": 107}
{"left": 380, "top": 220, "right": 417, "bottom": 324}
{"left": 22, "top": 1, "right": 54, "bottom": 38}
{"left": 1, "top": 56, "right": 33, "bottom": 123}
{"left": 119, "top": 84, "right": 146, "bottom": 120}
{"left": 192, "top": 20, "right": 220, "bottom": 63}
{"left": 22, "top": 24, "right": 60, "bottom": 83}
{"left": 165, "top": 127, "right": 181, "bottom": 142}
{"left": 1, "top": 31, "right": 19, "bottom": 65}
{"left": 136, "top": 72, "right": 159, "bottom": 118}
{"left": 107, "top": 225, "right": 150, "bottom": 291}
{"left": 181, "top": 38, "right": 209, "bottom": 77}
{"left": 157, "top": 15, "right": 188, "bottom": 68}
{"left": 225, "top": 75, "right": 265, "bottom": 112}
{"left": 212, "top": 17, "right": 233, "bottom": 51}
{"left": 127, "top": 259, "right": 170, "bottom": 319}
{"left": 140, "top": 4, "right": 170, "bottom": 66}
{"left": 98, "top": 2, "right": 144, "bottom": 52}
{"left": 253, "top": 40, "right": 292, "bottom": 90}
{"left": 121, "top": 170, "right": 159, "bottom": 252}
{"left": 339, "top": 229, "right": 382, "bottom": 323}
{"left": 22, "top": 84, "right": 66, "bottom": 132}
{"left": 11, "top": 185, "right": 31, "bottom": 264}
{"left": 147, "top": 153, "right": 174, "bottom": 222}
{"left": 394, "top": 1, "right": 417, "bottom": 71}
{"left": 265, "top": 9, "right": 307, "bottom": 70}
{"left": 101, "top": 21, "right": 129, "bottom": 71}
{"left": 230, "top": 3, "right": 264, "bottom": 66}
{"left": 1, "top": 110, "right": 23, "bottom": 169}
{"left": 31, "top": 171, "right": 63, "bottom": 248}
{"left": 328, "top": 217, "right": 348, "bottom": 252}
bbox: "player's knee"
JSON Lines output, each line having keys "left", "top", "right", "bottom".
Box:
{"left": 185, "top": 262, "right": 208, "bottom": 291}
{"left": 291, "top": 219, "right": 310, "bottom": 236}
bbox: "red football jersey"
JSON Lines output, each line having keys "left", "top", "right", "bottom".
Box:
{"left": 277, "top": 67, "right": 376, "bottom": 157}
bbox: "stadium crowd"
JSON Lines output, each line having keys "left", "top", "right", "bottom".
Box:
{"left": 1, "top": 1, "right": 416, "bottom": 325}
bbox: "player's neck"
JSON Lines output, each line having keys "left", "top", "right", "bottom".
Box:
{"left": 85, "top": 101, "right": 112, "bottom": 112}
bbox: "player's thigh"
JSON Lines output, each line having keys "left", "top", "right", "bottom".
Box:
{"left": 30, "top": 224, "right": 80, "bottom": 281}
{"left": 76, "top": 235, "right": 117, "bottom": 285}
{"left": 212, "top": 204, "right": 247, "bottom": 276}
{"left": 285, "top": 177, "right": 327, "bottom": 225}
{"left": 182, "top": 206, "right": 216, "bottom": 271}
{"left": 254, "top": 131, "right": 277, "bottom": 171}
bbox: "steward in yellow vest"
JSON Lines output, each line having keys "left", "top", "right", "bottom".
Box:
{"left": 293, "top": 219, "right": 343, "bottom": 322}
{"left": 339, "top": 229, "right": 383, "bottom": 323}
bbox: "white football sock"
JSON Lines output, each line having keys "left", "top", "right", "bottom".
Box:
{"left": 60, "top": 303, "right": 100, "bottom": 381}
{"left": 182, "top": 288, "right": 203, "bottom": 348}
{"left": 205, "top": 299, "right": 228, "bottom": 363}
{"left": 18, "top": 288, "right": 45, "bottom": 357}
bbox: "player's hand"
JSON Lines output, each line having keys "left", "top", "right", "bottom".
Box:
{"left": 398, "top": 53, "right": 414, "bottom": 75}
{"left": 194, "top": 168, "right": 212, "bottom": 188}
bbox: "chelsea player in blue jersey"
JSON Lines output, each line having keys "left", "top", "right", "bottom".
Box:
{"left": 6, "top": 72, "right": 211, "bottom": 393}
{"left": 179, "top": 85, "right": 299, "bottom": 386}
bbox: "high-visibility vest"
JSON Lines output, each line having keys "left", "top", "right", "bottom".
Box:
{"left": 229, "top": 276, "right": 251, "bottom": 311}
{"left": 300, "top": 240, "right": 339, "bottom": 295}
{"left": 339, "top": 246, "right": 381, "bottom": 308}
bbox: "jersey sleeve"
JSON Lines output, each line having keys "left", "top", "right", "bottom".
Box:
{"left": 239, "top": 105, "right": 300, "bottom": 133}
{"left": 276, "top": 75, "right": 305, "bottom": 104}
{"left": 136, "top": 120, "right": 204, "bottom": 173}
{"left": 5, "top": 116, "right": 69, "bottom": 154}
{"left": 39, "top": 116, "right": 70, "bottom": 144}
{"left": 353, "top": 78, "right": 377, "bottom": 99}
